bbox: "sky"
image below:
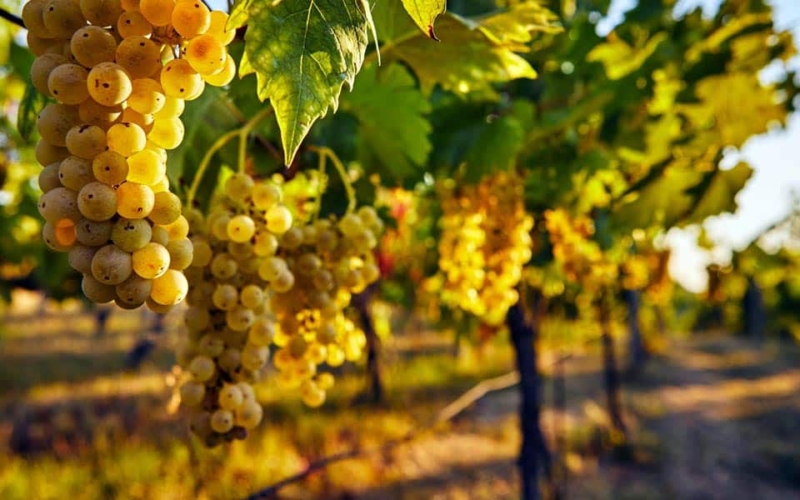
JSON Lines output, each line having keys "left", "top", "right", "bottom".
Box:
{"left": 600, "top": 0, "right": 800, "bottom": 292}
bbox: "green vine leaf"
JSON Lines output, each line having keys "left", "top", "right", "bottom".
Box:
{"left": 340, "top": 63, "right": 431, "bottom": 182}
{"left": 232, "top": 0, "right": 369, "bottom": 166}
{"left": 400, "top": 0, "right": 446, "bottom": 39}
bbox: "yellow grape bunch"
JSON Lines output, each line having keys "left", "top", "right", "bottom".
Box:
{"left": 179, "top": 173, "right": 384, "bottom": 446}
{"left": 22, "top": 0, "right": 237, "bottom": 311}
{"left": 544, "top": 208, "right": 617, "bottom": 290}
{"left": 432, "top": 171, "right": 534, "bottom": 326}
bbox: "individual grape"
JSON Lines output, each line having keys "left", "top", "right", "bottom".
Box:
{"left": 58, "top": 156, "right": 94, "bottom": 191}
{"left": 111, "top": 217, "right": 152, "bottom": 251}
{"left": 41, "top": 221, "right": 71, "bottom": 251}
{"left": 132, "top": 241, "right": 169, "bottom": 278}
{"left": 115, "top": 273, "right": 153, "bottom": 307}
{"left": 121, "top": 107, "right": 154, "bottom": 133}
{"left": 207, "top": 10, "right": 235, "bottom": 46}
{"left": 235, "top": 400, "right": 263, "bottom": 430}
{"left": 78, "top": 182, "right": 118, "bottom": 221}
{"left": 248, "top": 318, "right": 275, "bottom": 346}
{"left": 37, "top": 103, "right": 80, "bottom": 147}
{"left": 209, "top": 409, "right": 233, "bottom": 433}
{"left": 257, "top": 256, "right": 286, "bottom": 282}
{"left": 117, "top": 11, "right": 152, "bottom": 38}
{"left": 22, "top": 0, "right": 50, "bottom": 37}
{"left": 127, "top": 79, "right": 165, "bottom": 115}
{"left": 79, "top": 0, "right": 123, "bottom": 26}
{"left": 56, "top": 218, "right": 78, "bottom": 246}
{"left": 78, "top": 99, "right": 122, "bottom": 129}
{"left": 148, "top": 191, "right": 181, "bottom": 225}
{"left": 226, "top": 214, "right": 255, "bottom": 243}
{"left": 26, "top": 32, "right": 58, "bottom": 57}
{"left": 149, "top": 174, "right": 170, "bottom": 193}
{"left": 224, "top": 173, "right": 253, "bottom": 201}
{"left": 265, "top": 205, "right": 292, "bottom": 234}
{"left": 253, "top": 231, "right": 278, "bottom": 257}
{"left": 188, "top": 355, "right": 215, "bottom": 382}
{"left": 139, "top": 0, "right": 175, "bottom": 26}
{"left": 82, "top": 274, "right": 116, "bottom": 303}
{"left": 166, "top": 238, "right": 193, "bottom": 270}
{"left": 35, "top": 140, "right": 70, "bottom": 166}
{"left": 240, "top": 343, "right": 268, "bottom": 371}
{"left": 116, "top": 182, "right": 154, "bottom": 219}
{"left": 183, "top": 34, "right": 225, "bottom": 76}
{"left": 120, "top": 0, "right": 140, "bottom": 12}
{"left": 42, "top": 0, "right": 87, "bottom": 39}
{"left": 251, "top": 182, "right": 281, "bottom": 210}
{"left": 202, "top": 53, "right": 235, "bottom": 87}
{"left": 226, "top": 306, "right": 254, "bottom": 332}
{"left": 300, "top": 380, "right": 326, "bottom": 408}
{"left": 87, "top": 62, "right": 132, "bottom": 106}
{"left": 279, "top": 226, "right": 303, "bottom": 250}
{"left": 272, "top": 269, "right": 295, "bottom": 293}
{"left": 179, "top": 380, "right": 205, "bottom": 407}
{"left": 70, "top": 26, "right": 117, "bottom": 68}
{"left": 211, "top": 283, "right": 237, "bottom": 310}
{"left": 338, "top": 213, "right": 363, "bottom": 238}
{"left": 31, "top": 53, "right": 69, "bottom": 97}
{"left": 148, "top": 117, "right": 184, "bottom": 149}
{"left": 316, "top": 372, "right": 335, "bottom": 391}
{"left": 68, "top": 244, "right": 97, "bottom": 274}
{"left": 160, "top": 59, "right": 204, "bottom": 100}
{"left": 216, "top": 348, "right": 241, "bottom": 373}
{"left": 107, "top": 122, "right": 146, "bottom": 156}
{"left": 150, "top": 269, "right": 188, "bottom": 305}
{"left": 92, "top": 150, "right": 128, "bottom": 185}
{"left": 38, "top": 162, "right": 62, "bottom": 193}
{"left": 239, "top": 285, "right": 264, "bottom": 309}
{"left": 65, "top": 125, "right": 107, "bottom": 159}
{"left": 38, "top": 187, "right": 81, "bottom": 223}
{"left": 190, "top": 239, "right": 213, "bottom": 267}
{"left": 152, "top": 95, "right": 184, "bottom": 119}
{"left": 217, "top": 384, "right": 243, "bottom": 411}
{"left": 126, "top": 148, "right": 165, "bottom": 185}
{"left": 76, "top": 218, "right": 112, "bottom": 246}
{"left": 171, "top": 0, "right": 210, "bottom": 38}
{"left": 91, "top": 244, "right": 133, "bottom": 285}
{"left": 161, "top": 215, "right": 189, "bottom": 240}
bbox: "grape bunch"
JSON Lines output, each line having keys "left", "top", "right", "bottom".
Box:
{"left": 178, "top": 173, "right": 383, "bottom": 446}
{"left": 544, "top": 208, "right": 617, "bottom": 291}
{"left": 432, "top": 171, "right": 533, "bottom": 325}
{"left": 22, "top": 0, "right": 237, "bottom": 310}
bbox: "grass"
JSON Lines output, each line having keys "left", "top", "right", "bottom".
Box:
{"left": 0, "top": 307, "right": 521, "bottom": 500}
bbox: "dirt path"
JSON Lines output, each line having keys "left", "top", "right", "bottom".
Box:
{"left": 353, "top": 336, "right": 800, "bottom": 500}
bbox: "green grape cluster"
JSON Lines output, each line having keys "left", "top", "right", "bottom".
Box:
{"left": 178, "top": 173, "right": 383, "bottom": 446}
{"left": 23, "top": 0, "right": 237, "bottom": 310}
{"left": 431, "top": 171, "right": 533, "bottom": 325}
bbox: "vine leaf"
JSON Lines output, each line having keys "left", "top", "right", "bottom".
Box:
{"left": 230, "top": 0, "right": 369, "bottom": 165}
{"left": 388, "top": 14, "right": 537, "bottom": 97}
{"left": 17, "top": 83, "right": 50, "bottom": 144}
{"left": 341, "top": 63, "right": 431, "bottom": 181}
{"left": 400, "top": 0, "right": 446, "bottom": 39}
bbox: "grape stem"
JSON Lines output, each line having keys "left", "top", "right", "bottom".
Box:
{"left": 186, "top": 106, "right": 273, "bottom": 207}
{"left": 0, "top": 7, "right": 24, "bottom": 28}
{"left": 308, "top": 146, "right": 356, "bottom": 214}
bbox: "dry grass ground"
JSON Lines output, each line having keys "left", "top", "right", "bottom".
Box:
{"left": 1, "top": 295, "right": 799, "bottom": 500}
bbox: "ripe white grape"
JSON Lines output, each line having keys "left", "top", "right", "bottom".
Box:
{"left": 42, "top": 0, "right": 87, "bottom": 39}
{"left": 78, "top": 181, "right": 118, "bottom": 221}
{"left": 79, "top": 0, "right": 124, "bottom": 26}
{"left": 150, "top": 269, "right": 188, "bottom": 305}
{"left": 111, "top": 217, "right": 152, "bottom": 251}
{"left": 107, "top": 122, "right": 146, "bottom": 156}
{"left": 160, "top": 59, "right": 204, "bottom": 100}
{"left": 78, "top": 99, "right": 122, "bottom": 129}
{"left": 38, "top": 186, "right": 81, "bottom": 223}
{"left": 31, "top": 53, "right": 70, "bottom": 97}
{"left": 115, "top": 273, "right": 153, "bottom": 307}
{"left": 76, "top": 218, "right": 113, "bottom": 246}
{"left": 65, "top": 125, "right": 107, "bottom": 159}
{"left": 171, "top": 0, "right": 210, "bottom": 38}
{"left": 37, "top": 103, "right": 80, "bottom": 147}
{"left": 38, "top": 162, "right": 63, "bottom": 193}
{"left": 92, "top": 150, "right": 129, "bottom": 185}
{"left": 70, "top": 26, "right": 117, "bottom": 68}
{"left": 91, "top": 243, "right": 133, "bottom": 285}
{"left": 58, "top": 155, "right": 95, "bottom": 191}
{"left": 132, "top": 241, "right": 170, "bottom": 278}
{"left": 87, "top": 62, "right": 133, "bottom": 106}
{"left": 179, "top": 380, "right": 205, "bottom": 406}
